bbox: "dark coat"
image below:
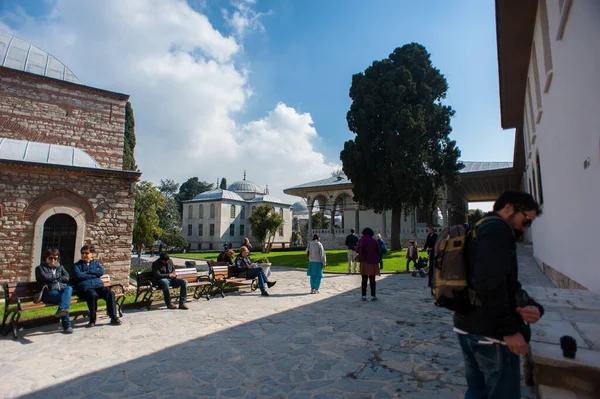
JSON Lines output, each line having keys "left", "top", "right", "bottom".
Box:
{"left": 345, "top": 234, "right": 359, "bottom": 250}
{"left": 231, "top": 254, "right": 251, "bottom": 278}
{"left": 35, "top": 263, "right": 70, "bottom": 291}
{"left": 453, "top": 213, "right": 544, "bottom": 341}
{"left": 72, "top": 259, "right": 105, "bottom": 293}
{"left": 423, "top": 233, "right": 438, "bottom": 253}
{"left": 152, "top": 259, "right": 176, "bottom": 283}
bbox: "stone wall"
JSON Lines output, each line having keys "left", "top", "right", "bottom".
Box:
{"left": 0, "top": 68, "right": 128, "bottom": 170}
{"left": 541, "top": 262, "right": 588, "bottom": 290}
{"left": 0, "top": 165, "right": 136, "bottom": 284}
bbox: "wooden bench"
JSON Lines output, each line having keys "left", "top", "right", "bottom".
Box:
{"left": 206, "top": 261, "right": 258, "bottom": 298}
{"left": 1, "top": 275, "right": 125, "bottom": 339}
{"left": 134, "top": 267, "right": 211, "bottom": 309}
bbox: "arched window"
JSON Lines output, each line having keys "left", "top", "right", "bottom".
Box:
{"left": 536, "top": 152, "right": 544, "bottom": 205}
{"left": 279, "top": 208, "right": 284, "bottom": 218}
{"left": 240, "top": 206, "right": 245, "bottom": 219}
{"left": 210, "top": 203, "right": 215, "bottom": 218}
{"left": 188, "top": 205, "right": 193, "bottom": 218}
{"left": 199, "top": 204, "right": 204, "bottom": 218}
{"left": 230, "top": 204, "right": 236, "bottom": 219}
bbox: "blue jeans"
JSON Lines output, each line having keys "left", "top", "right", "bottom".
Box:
{"left": 458, "top": 333, "right": 521, "bottom": 399}
{"left": 42, "top": 286, "right": 72, "bottom": 328}
{"left": 406, "top": 258, "right": 416, "bottom": 271}
{"left": 158, "top": 278, "right": 188, "bottom": 305}
{"left": 246, "top": 267, "right": 268, "bottom": 292}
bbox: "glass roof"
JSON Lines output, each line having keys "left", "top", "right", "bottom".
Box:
{"left": 0, "top": 31, "right": 81, "bottom": 84}
{"left": 0, "top": 137, "right": 99, "bottom": 168}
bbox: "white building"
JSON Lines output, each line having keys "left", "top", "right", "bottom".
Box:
{"left": 181, "top": 177, "right": 293, "bottom": 250}
{"left": 496, "top": 0, "right": 600, "bottom": 291}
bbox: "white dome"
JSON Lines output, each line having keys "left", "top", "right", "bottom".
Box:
{"left": 191, "top": 189, "right": 244, "bottom": 202}
{"left": 291, "top": 201, "right": 308, "bottom": 211}
{"left": 228, "top": 180, "right": 263, "bottom": 194}
{"left": 0, "top": 31, "right": 81, "bottom": 84}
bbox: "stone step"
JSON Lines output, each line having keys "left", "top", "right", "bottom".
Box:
{"left": 531, "top": 341, "right": 600, "bottom": 396}
{"left": 537, "top": 385, "right": 597, "bottom": 399}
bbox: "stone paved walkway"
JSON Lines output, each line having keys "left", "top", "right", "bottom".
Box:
{"left": 0, "top": 245, "right": 587, "bottom": 399}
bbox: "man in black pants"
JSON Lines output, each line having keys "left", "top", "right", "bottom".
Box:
{"left": 72, "top": 245, "right": 121, "bottom": 327}
{"left": 152, "top": 253, "right": 189, "bottom": 310}
{"left": 454, "top": 191, "right": 544, "bottom": 398}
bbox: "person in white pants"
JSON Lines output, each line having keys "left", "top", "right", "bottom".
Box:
{"left": 344, "top": 229, "right": 359, "bottom": 273}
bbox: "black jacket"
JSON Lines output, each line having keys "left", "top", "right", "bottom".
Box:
{"left": 231, "top": 255, "right": 251, "bottom": 278}
{"left": 423, "top": 233, "right": 438, "bottom": 253}
{"left": 72, "top": 259, "right": 105, "bottom": 293}
{"left": 152, "top": 259, "right": 176, "bottom": 282}
{"left": 35, "top": 263, "right": 70, "bottom": 292}
{"left": 344, "top": 234, "right": 359, "bottom": 250}
{"left": 453, "top": 213, "right": 544, "bottom": 341}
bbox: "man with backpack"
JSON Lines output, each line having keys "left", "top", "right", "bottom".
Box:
{"left": 453, "top": 191, "right": 544, "bottom": 398}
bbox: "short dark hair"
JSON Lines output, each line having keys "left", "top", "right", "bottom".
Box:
{"left": 159, "top": 253, "right": 170, "bottom": 261}
{"left": 361, "top": 227, "right": 374, "bottom": 236}
{"left": 80, "top": 244, "right": 95, "bottom": 253}
{"left": 312, "top": 234, "right": 320, "bottom": 240}
{"left": 350, "top": 228, "right": 355, "bottom": 234}
{"left": 493, "top": 191, "right": 542, "bottom": 215}
{"left": 42, "top": 248, "right": 59, "bottom": 260}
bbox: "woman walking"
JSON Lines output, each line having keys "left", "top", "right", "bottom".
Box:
{"left": 306, "top": 234, "right": 326, "bottom": 294}
{"left": 356, "top": 228, "right": 381, "bottom": 301}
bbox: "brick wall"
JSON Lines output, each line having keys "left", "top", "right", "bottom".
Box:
{"left": 0, "top": 67, "right": 129, "bottom": 170}
{"left": 0, "top": 165, "right": 136, "bottom": 285}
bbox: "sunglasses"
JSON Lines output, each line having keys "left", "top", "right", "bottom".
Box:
{"left": 47, "top": 256, "right": 59, "bottom": 261}
{"left": 520, "top": 211, "right": 533, "bottom": 227}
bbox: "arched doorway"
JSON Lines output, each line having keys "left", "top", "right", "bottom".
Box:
{"left": 41, "top": 214, "right": 77, "bottom": 272}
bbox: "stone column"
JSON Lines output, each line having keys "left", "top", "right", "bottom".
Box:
{"left": 382, "top": 210, "right": 387, "bottom": 237}
{"left": 308, "top": 205, "right": 313, "bottom": 236}
{"left": 442, "top": 200, "right": 448, "bottom": 227}
{"left": 330, "top": 208, "right": 335, "bottom": 236}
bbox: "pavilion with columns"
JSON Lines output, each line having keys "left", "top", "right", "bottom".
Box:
{"left": 284, "top": 161, "right": 519, "bottom": 248}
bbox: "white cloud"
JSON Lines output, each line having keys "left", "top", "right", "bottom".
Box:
{"left": 1, "top": 0, "right": 337, "bottom": 203}
{"left": 222, "top": 0, "right": 271, "bottom": 38}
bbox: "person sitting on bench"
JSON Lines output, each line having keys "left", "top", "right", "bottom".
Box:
{"left": 72, "top": 245, "right": 122, "bottom": 327}
{"left": 34, "top": 248, "right": 73, "bottom": 334}
{"left": 151, "top": 253, "right": 189, "bottom": 309}
{"left": 233, "top": 246, "right": 275, "bottom": 296}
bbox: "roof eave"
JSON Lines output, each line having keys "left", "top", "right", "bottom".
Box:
{"left": 0, "top": 159, "right": 141, "bottom": 178}
{"left": 496, "top": 0, "right": 538, "bottom": 129}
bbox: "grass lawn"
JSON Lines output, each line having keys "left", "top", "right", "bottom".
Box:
{"left": 171, "top": 249, "right": 430, "bottom": 274}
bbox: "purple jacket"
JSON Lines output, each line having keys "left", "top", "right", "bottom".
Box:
{"left": 355, "top": 236, "right": 381, "bottom": 264}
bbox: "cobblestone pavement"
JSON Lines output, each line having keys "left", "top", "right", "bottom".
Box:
{"left": 0, "top": 245, "right": 563, "bottom": 399}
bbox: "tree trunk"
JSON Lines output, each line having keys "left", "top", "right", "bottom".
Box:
{"left": 391, "top": 205, "right": 402, "bottom": 250}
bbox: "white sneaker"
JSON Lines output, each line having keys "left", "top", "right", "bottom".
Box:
{"left": 310, "top": 289, "right": 316, "bottom": 294}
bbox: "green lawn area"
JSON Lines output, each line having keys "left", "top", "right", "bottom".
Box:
{"left": 171, "top": 249, "right": 430, "bottom": 274}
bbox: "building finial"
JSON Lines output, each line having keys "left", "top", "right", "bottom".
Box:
{"left": 216, "top": 178, "right": 219, "bottom": 188}
{"left": 243, "top": 170, "right": 246, "bottom": 181}
{"left": 265, "top": 185, "right": 269, "bottom": 195}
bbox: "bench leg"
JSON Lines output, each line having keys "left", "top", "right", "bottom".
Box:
{"left": 8, "top": 310, "right": 21, "bottom": 339}
{"left": 211, "top": 281, "right": 226, "bottom": 298}
{"left": 1, "top": 309, "right": 14, "bottom": 336}
{"left": 251, "top": 278, "right": 258, "bottom": 292}
{"left": 116, "top": 296, "right": 125, "bottom": 317}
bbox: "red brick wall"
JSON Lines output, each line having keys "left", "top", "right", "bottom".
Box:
{"left": 0, "top": 68, "right": 128, "bottom": 170}
{"left": 0, "top": 166, "right": 136, "bottom": 284}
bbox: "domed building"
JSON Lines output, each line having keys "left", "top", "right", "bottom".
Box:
{"left": 0, "top": 32, "right": 140, "bottom": 283}
{"left": 181, "top": 173, "right": 292, "bottom": 250}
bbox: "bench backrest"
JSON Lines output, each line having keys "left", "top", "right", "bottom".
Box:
{"left": 207, "top": 261, "right": 230, "bottom": 280}
{"left": 4, "top": 275, "right": 114, "bottom": 305}
{"left": 136, "top": 271, "right": 155, "bottom": 286}
{"left": 174, "top": 268, "right": 200, "bottom": 283}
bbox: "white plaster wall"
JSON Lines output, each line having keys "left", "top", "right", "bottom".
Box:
{"left": 525, "top": 0, "right": 600, "bottom": 292}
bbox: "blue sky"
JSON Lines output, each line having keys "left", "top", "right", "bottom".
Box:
{"left": 0, "top": 0, "right": 508, "bottom": 210}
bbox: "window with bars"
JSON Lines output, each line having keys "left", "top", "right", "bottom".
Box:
{"left": 198, "top": 224, "right": 203, "bottom": 237}
{"left": 199, "top": 204, "right": 204, "bottom": 218}
{"left": 229, "top": 224, "right": 235, "bottom": 236}
{"left": 210, "top": 204, "right": 215, "bottom": 218}
{"left": 209, "top": 224, "right": 215, "bottom": 236}
{"left": 188, "top": 205, "right": 193, "bottom": 218}
{"left": 230, "top": 205, "right": 236, "bottom": 219}
{"left": 240, "top": 224, "right": 245, "bottom": 237}
{"left": 240, "top": 206, "right": 245, "bottom": 219}
{"left": 187, "top": 224, "right": 192, "bottom": 236}
{"left": 279, "top": 227, "right": 284, "bottom": 237}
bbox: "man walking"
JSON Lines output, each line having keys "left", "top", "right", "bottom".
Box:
{"left": 344, "top": 228, "right": 359, "bottom": 274}
{"left": 454, "top": 191, "right": 544, "bottom": 398}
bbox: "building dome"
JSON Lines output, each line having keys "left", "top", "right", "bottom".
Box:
{"left": 191, "top": 189, "right": 244, "bottom": 202}
{"left": 0, "top": 31, "right": 81, "bottom": 84}
{"left": 291, "top": 201, "right": 308, "bottom": 212}
{"left": 228, "top": 179, "right": 263, "bottom": 194}
{"left": 0, "top": 137, "right": 99, "bottom": 168}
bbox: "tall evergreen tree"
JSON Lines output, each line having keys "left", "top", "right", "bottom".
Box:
{"left": 340, "top": 43, "right": 462, "bottom": 250}
{"left": 175, "top": 177, "right": 214, "bottom": 215}
{"left": 123, "top": 101, "right": 137, "bottom": 171}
